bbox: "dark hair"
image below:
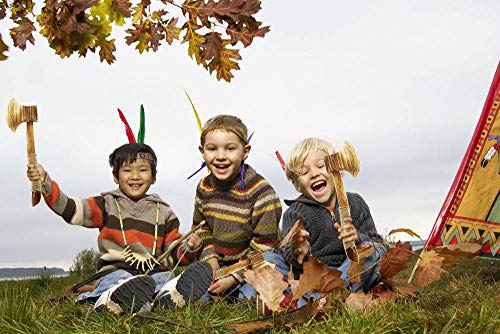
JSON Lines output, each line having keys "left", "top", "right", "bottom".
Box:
{"left": 109, "top": 143, "right": 157, "bottom": 179}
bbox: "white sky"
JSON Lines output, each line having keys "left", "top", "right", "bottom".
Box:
{"left": 1, "top": 1, "right": 500, "bottom": 269}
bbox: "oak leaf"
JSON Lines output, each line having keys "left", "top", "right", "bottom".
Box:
{"left": 244, "top": 266, "right": 287, "bottom": 312}
{"left": 98, "top": 37, "right": 116, "bottom": 64}
{"left": 113, "top": 0, "right": 132, "bottom": 17}
{"left": 199, "top": 31, "right": 222, "bottom": 62}
{"left": 0, "top": 33, "right": 8, "bottom": 61}
{"left": 388, "top": 228, "right": 422, "bottom": 240}
{"left": 294, "top": 254, "right": 329, "bottom": 300}
{"left": 10, "top": 18, "right": 35, "bottom": 50}
{"left": 414, "top": 249, "right": 445, "bottom": 287}
{"left": 379, "top": 241, "right": 413, "bottom": 279}
{"left": 182, "top": 21, "right": 205, "bottom": 65}
{"left": 162, "top": 17, "right": 181, "bottom": 45}
{"left": 0, "top": 0, "right": 7, "bottom": 20}
{"left": 208, "top": 41, "right": 241, "bottom": 82}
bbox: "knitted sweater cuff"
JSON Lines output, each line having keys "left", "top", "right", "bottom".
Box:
{"left": 200, "top": 246, "right": 218, "bottom": 262}
{"left": 42, "top": 174, "right": 52, "bottom": 195}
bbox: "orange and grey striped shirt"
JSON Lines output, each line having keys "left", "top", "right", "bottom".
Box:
{"left": 41, "top": 174, "right": 199, "bottom": 273}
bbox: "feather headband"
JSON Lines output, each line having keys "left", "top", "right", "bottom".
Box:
{"left": 185, "top": 91, "right": 253, "bottom": 189}
{"left": 117, "top": 105, "right": 153, "bottom": 162}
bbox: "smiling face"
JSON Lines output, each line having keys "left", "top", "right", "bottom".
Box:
{"left": 296, "top": 150, "right": 337, "bottom": 207}
{"left": 199, "top": 129, "right": 251, "bottom": 183}
{"left": 113, "top": 158, "right": 155, "bottom": 201}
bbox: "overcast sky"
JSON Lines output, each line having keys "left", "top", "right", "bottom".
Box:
{"left": 1, "top": 1, "right": 500, "bottom": 269}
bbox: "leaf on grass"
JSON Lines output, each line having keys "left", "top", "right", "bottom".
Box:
{"left": 381, "top": 278, "right": 417, "bottom": 298}
{"left": 433, "top": 242, "right": 483, "bottom": 267}
{"left": 0, "top": 33, "right": 8, "bottom": 61}
{"left": 388, "top": 228, "right": 422, "bottom": 240}
{"left": 294, "top": 254, "right": 328, "bottom": 300}
{"left": 227, "top": 321, "right": 273, "bottom": 333}
{"left": 379, "top": 241, "right": 413, "bottom": 279}
{"left": 345, "top": 292, "right": 378, "bottom": 311}
{"left": 244, "top": 266, "right": 287, "bottom": 312}
{"left": 414, "top": 249, "right": 445, "bottom": 287}
{"left": 285, "top": 298, "right": 322, "bottom": 327}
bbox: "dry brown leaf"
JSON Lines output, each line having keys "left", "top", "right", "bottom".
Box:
{"left": 244, "top": 266, "right": 287, "bottom": 312}
{"left": 294, "top": 254, "right": 329, "bottom": 300}
{"left": 379, "top": 241, "right": 413, "bottom": 278}
{"left": 381, "top": 278, "right": 418, "bottom": 298}
{"left": 414, "top": 249, "right": 445, "bottom": 287}
{"left": 227, "top": 321, "right": 273, "bottom": 333}
{"left": 347, "top": 257, "right": 365, "bottom": 283}
{"left": 280, "top": 219, "right": 302, "bottom": 247}
{"left": 388, "top": 228, "right": 422, "bottom": 240}
{"left": 345, "top": 292, "right": 379, "bottom": 310}
{"left": 433, "top": 242, "right": 482, "bottom": 267}
{"left": 316, "top": 268, "right": 345, "bottom": 294}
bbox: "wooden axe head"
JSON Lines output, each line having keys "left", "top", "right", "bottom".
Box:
{"left": 6, "top": 98, "right": 38, "bottom": 133}
{"left": 325, "top": 141, "right": 360, "bottom": 177}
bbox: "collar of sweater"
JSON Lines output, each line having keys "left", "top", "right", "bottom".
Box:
{"left": 101, "top": 188, "right": 168, "bottom": 206}
{"left": 206, "top": 163, "right": 255, "bottom": 190}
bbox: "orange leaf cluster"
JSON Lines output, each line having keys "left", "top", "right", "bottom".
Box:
{"left": 0, "top": 0, "right": 269, "bottom": 81}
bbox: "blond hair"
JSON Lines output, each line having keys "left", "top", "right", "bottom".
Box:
{"left": 200, "top": 115, "right": 248, "bottom": 146}
{"left": 285, "top": 138, "right": 335, "bottom": 189}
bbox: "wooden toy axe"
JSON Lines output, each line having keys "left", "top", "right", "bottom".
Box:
{"left": 6, "top": 98, "right": 41, "bottom": 206}
{"left": 325, "top": 141, "right": 360, "bottom": 262}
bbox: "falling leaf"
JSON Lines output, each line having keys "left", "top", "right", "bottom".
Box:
{"left": 388, "top": 228, "right": 422, "bottom": 240}
{"left": 244, "top": 266, "right": 287, "bottom": 312}
{"left": 227, "top": 321, "right": 273, "bottom": 333}
{"left": 379, "top": 241, "right": 413, "bottom": 279}
{"left": 0, "top": 33, "right": 8, "bottom": 61}
{"left": 414, "top": 250, "right": 445, "bottom": 287}
{"left": 294, "top": 254, "right": 329, "bottom": 300}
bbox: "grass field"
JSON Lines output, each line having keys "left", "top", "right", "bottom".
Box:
{"left": 0, "top": 257, "right": 498, "bottom": 333}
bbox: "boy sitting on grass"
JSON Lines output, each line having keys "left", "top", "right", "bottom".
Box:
{"left": 256, "top": 138, "right": 386, "bottom": 307}
{"left": 191, "top": 115, "right": 282, "bottom": 299}
{"left": 27, "top": 143, "right": 212, "bottom": 314}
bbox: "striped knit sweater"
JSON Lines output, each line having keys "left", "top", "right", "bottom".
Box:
{"left": 41, "top": 174, "right": 199, "bottom": 273}
{"left": 193, "top": 165, "right": 282, "bottom": 280}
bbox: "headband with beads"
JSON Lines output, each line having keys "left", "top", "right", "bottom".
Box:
{"left": 117, "top": 105, "right": 155, "bottom": 163}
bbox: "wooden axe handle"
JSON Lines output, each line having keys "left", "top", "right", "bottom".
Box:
{"left": 331, "top": 171, "right": 359, "bottom": 262}
{"left": 26, "top": 122, "right": 41, "bottom": 206}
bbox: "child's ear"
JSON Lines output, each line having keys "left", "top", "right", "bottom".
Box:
{"left": 243, "top": 144, "right": 251, "bottom": 160}
{"left": 198, "top": 145, "right": 204, "bottom": 154}
{"left": 113, "top": 174, "right": 119, "bottom": 184}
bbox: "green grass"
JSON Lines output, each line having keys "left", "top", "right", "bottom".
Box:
{"left": 0, "top": 257, "right": 498, "bottom": 333}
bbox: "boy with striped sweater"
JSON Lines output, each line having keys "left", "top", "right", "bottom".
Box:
{"left": 27, "top": 143, "right": 212, "bottom": 313}
{"left": 192, "top": 115, "right": 282, "bottom": 296}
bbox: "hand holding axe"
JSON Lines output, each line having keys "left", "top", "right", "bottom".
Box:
{"left": 6, "top": 98, "right": 41, "bottom": 206}
{"left": 324, "top": 141, "right": 360, "bottom": 262}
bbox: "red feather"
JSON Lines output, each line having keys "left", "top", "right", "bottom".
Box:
{"left": 117, "top": 108, "right": 136, "bottom": 143}
{"left": 275, "top": 150, "right": 285, "bottom": 171}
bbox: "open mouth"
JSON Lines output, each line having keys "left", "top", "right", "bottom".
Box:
{"left": 311, "top": 180, "right": 327, "bottom": 193}
{"left": 129, "top": 183, "right": 143, "bottom": 190}
{"left": 214, "top": 164, "right": 230, "bottom": 172}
